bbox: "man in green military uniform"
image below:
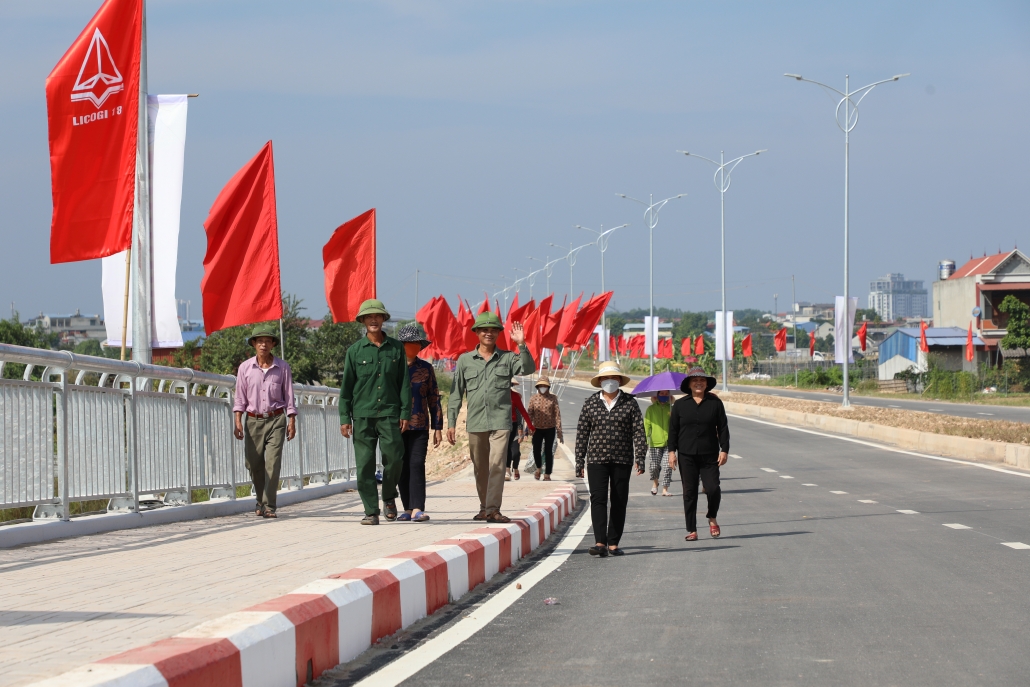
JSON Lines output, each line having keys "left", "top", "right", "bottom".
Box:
{"left": 447, "top": 311, "right": 535, "bottom": 523}
{"left": 340, "top": 299, "right": 412, "bottom": 525}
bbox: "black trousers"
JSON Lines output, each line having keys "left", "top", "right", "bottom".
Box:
{"left": 587, "top": 463, "right": 632, "bottom": 547}
{"left": 506, "top": 422, "right": 522, "bottom": 469}
{"left": 399, "top": 430, "right": 429, "bottom": 512}
{"left": 532, "top": 427, "right": 556, "bottom": 474}
{"left": 678, "top": 453, "right": 721, "bottom": 533}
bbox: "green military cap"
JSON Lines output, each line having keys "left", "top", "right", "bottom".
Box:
{"left": 355, "top": 299, "right": 391, "bottom": 323}
{"left": 247, "top": 322, "right": 280, "bottom": 347}
{"left": 472, "top": 311, "right": 504, "bottom": 330}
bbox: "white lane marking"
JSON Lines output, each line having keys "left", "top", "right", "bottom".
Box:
{"left": 897, "top": 509, "right": 919, "bottom": 515}
{"left": 352, "top": 500, "right": 592, "bottom": 687}
{"left": 888, "top": 405, "right": 901, "bottom": 408}
{"left": 727, "top": 414, "right": 1030, "bottom": 479}
{"left": 780, "top": 475, "right": 794, "bottom": 479}
{"left": 928, "top": 409, "right": 943, "bottom": 412}
{"left": 730, "top": 454, "right": 743, "bottom": 459}
{"left": 943, "top": 523, "right": 971, "bottom": 529}
{"left": 830, "top": 491, "right": 848, "bottom": 494}
{"left": 802, "top": 483, "right": 817, "bottom": 486}
{"left": 1001, "top": 542, "right": 1030, "bottom": 550}
{"left": 858, "top": 499, "right": 877, "bottom": 503}
{"left": 761, "top": 468, "right": 778, "bottom": 473}
{"left": 977, "top": 412, "right": 994, "bottom": 416}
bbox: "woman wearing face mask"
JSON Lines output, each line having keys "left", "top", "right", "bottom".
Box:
{"left": 575, "top": 361, "right": 647, "bottom": 557}
{"left": 668, "top": 366, "right": 729, "bottom": 541}
{"left": 527, "top": 376, "right": 563, "bottom": 481}
{"left": 395, "top": 324, "right": 442, "bottom": 522}
{"left": 645, "top": 391, "right": 674, "bottom": 497}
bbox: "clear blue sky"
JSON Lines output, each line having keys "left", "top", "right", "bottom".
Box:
{"left": 1, "top": 0, "right": 1027, "bottom": 322}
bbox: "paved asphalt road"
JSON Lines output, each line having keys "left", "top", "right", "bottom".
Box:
{"left": 327, "top": 384, "right": 1030, "bottom": 687}
{"left": 727, "top": 383, "right": 1030, "bottom": 424}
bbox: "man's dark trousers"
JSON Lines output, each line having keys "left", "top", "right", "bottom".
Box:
{"left": 352, "top": 416, "right": 404, "bottom": 516}
{"left": 245, "top": 413, "right": 286, "bottom": 512}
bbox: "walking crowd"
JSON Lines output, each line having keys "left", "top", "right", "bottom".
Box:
{"left": 232, "top": 297, "right": 730, "bottom": 549}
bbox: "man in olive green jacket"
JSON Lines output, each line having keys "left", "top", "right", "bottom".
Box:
{"left": 447, "top": 311, "right": 535, "bottom": 522}
{"left": 340, "top": 299, "right": 412, "bottom": 525}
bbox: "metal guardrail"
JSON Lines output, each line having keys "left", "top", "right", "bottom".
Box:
{"left": 0, "top": 343, "right": 354, "bottom": 521}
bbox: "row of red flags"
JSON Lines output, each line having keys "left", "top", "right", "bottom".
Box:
{"left": 415, "top": 292, "right": 613, "bottom": 363}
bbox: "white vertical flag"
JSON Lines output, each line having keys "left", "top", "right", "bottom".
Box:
{"left": 104, "top": 95, "right": 188, "bottom": 347}
{"left": 593, "top": 324, "right": 609, "bottom": 361}
{"left": 644, "top": 316, "right": 660, "bottom": 356}
{"left": 834, "top": 296, "right": 858, "bottom": 364}
{"left": 715, "top": 310, "right": 734, "bottom": 361}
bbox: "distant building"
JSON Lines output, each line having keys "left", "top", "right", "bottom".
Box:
{"left": 24, "top": 310, "right": 106, "bottom": 345}
{"left": 878, "top": 327, "right": 984, "bottom": 380}
{"left": 794, "top": 302, "right": 835, "bottom": 320}
{"left": 868, "top": 273, "right": 927, "bottom": 321}
{"left": 932, "top": 250, "right": 1030, "bottom": 360}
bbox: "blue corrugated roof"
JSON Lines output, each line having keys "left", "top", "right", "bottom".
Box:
{"left": 880, "top": 327, "right": 984, "bottom": 364}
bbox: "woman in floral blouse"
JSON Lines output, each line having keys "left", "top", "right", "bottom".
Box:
{"left": 396, "top": 324, "right": 442, "bottom": 522}
{"left": 575, "top": 361, "right": 646, "bottom": 557}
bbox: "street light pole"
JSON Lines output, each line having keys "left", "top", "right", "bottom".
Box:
{"left": 617, "top": 193, "right": 686, "bottom": 375}
{"left": 549, "top": 242, "right": 591, "bottom": 303}
{"left": 785, "top": 72, "right": 908, "bottom": 407}
{"left": 575, "top": 224, "right": 628, "bottom": 362}
{"left": 678, "top": 149, "right": 766, "bottom": 391}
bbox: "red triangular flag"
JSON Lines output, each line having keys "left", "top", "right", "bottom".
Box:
{"left": 966, "top": 322, "right": 975, "bottom": 362}
{"left": 556, "top": 294, "right": 582, "bottom": 349}
{"left": 857, "top": 321, "right": 868, "bottom": 352}
{"left": 695, "top": 335, "right": 705, "bottom": 356}
{"left": 741, "top": 333, "right": 753, "bottom": 357}
{"left": 46, "top": 0, "right": 142, "bottom": 263}
{"left": 524, "top": 307, "right": 543, "bottom": 363}
{"left": 457, "top": 295, "right": 479, "bottom": 351}
{"left": 541, "top": 295, "right": 566, "bottom": 350}
{"left": 568, "top": 293, "right": 613, "bottom": 350}
{"left": 202, "top": 142, "right": 283, "bottom": 334}
{"left": 323, "top": 209, "right": 375, "bottom": 323}
{"left": 774, "top": 328, "right": 787, "bottom": 352}
{"left": 478, "top": 295, "right": 490, "bottom": 315}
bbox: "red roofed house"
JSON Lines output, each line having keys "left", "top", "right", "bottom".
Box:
{"left": 932, "top": 249, "right": 1030, "bottom": 364}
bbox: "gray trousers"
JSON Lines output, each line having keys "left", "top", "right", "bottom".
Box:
{"left": 245, "top": 413, "right": 286, "bottom": 511}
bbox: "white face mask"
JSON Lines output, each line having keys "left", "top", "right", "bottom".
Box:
{"left": 600, "top": 379, "right": 620, "bottom": 394}
{"left": 536, "top": 386, "right": 547, "bottom": 394}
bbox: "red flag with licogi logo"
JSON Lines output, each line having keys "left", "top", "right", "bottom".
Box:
{"left": 46, "top": 0, "right": 142, "bottom": 263}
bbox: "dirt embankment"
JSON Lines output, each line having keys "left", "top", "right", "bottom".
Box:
{"left": 425, "top": 406, "right": 472, "bottom": 480}
{"left": 721, "top": 391, "right": 1030, "bottom": 446}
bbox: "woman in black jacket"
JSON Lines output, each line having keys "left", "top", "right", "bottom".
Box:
{"left": 667, "top": 366, "right": 729, "bottom": 541}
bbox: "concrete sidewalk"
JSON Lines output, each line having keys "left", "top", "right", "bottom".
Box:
{"left": 1, "top": 451, "right": 576, "bottom": 687}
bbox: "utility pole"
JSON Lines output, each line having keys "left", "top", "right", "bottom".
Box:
{"left": 792, "top": 275, "right": 798, "bottom": 388}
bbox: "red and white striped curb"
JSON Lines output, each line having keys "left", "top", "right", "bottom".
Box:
{"left": 29, "top": 485, "right": 577, "bottom": 687}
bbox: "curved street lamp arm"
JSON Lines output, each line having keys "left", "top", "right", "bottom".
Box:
{"left": 677, "top": 150, "right": 720, "bottom": 167}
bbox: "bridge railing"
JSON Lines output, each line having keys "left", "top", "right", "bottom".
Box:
{"left": 0, "top": 343, "right": 354, "bottom": 521}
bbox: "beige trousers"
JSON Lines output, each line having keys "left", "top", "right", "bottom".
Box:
{"left": 467, "top": 429, "right": 511, "bottom": 514}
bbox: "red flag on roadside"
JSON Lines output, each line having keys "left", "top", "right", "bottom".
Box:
{"left": 478, "top": 295, "right": 490, "bottom": 315}
{"left": 323, "top": 209, "right": 375, "bottom": 323}
{"left": 505, "top": 298, "right": 533, "bottom": 352}
{"left": 46, "top": 0, "right": 142, "bottom": 263}
{"left": 966, "top": 322, "right": 975, "bottom": 362}
{"left": 810, "top": 329, "right": 816, "bottom": 357}
{"left": 661, "top": 338, "right": 675, "bottom": 359}
{"left": 456, "top": 296, "right": 479, "bottom": 352}
{"left": 524, "top": 307, "right": 543, "bottom": 363}
{"left": 568, "top": 292, "right": 613, "bottom": 350}
{"left": 416, "top": 296, "right": 440, "bottom": 359}
{"left": 919, "top": 320, "right": 929, "bottom": 353}
{"left": 681, "top": 337, "right": 691, "bottom": 358}
{"left": 541, "top": 295, "right": 566, "bottom": 350}
{"left": 857, "top": 321, "right": 868, "bottom": 352}
{"left": 201, "top": 142, "right": 282, "bottom": 334}
{"left": 555, "top": 294, "right": 582, "bottom": 349}
{"left": 741, "top": 333, "right": 753, "bottom": 357}
{"left": 774, "top": 328, "right": 787, "bottom": 352}
{"left": 695, "top": 335, "right": 705, "bottom": 356}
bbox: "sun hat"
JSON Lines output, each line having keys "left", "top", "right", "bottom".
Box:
{"left": 590, "top": 360, "right": 631, "bottom": 388}
{"left": 471, "top": 311, "right": 504, "bottom": 330}
{"left": 535, "top": 376, "right": 552, "bottom": 388}
{"left": 396, "top": 322, "right": 431, "bottom": 350}
{"left": 247, "top": 322, "right": 280, "bottom": 347}
{"left": 355, "top": 299, "right": 391, "bottom": 323}
{"left": 680, "top": 365, "right": 717, "bottom": 393}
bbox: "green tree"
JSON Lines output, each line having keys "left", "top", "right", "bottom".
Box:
{"left": 606, "top": 314, "right": 626, "bottom": 338}
{"left": 998, "top": 295, "right": 1030, "bottom": 350}
{"left": 855, "top": 308, "right": 882, "bottom": 323}
{"left": 308, "top": 313, "right": 364, "bottom": 385}
{"left": 671, "top": 311, "right": 710, "bottom": 342}
{"left": 199, "top": 324, "right": 252, "bottom": 375}
{"left": 0, "top": 315, "right": 52, "bottom": 378}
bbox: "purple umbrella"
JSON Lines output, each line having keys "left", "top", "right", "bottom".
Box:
{"left": 632, "top": 370, "right": 686, "bottom": 397}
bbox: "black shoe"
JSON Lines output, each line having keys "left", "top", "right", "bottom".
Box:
{"left": 588, "top": 545, "right": 609, "bottom": 557}
{"left": 608, "top": 547, "right": 625, "bottom": 556}
{"left": 361, "top": 514, "right": 380, "bottom": 525}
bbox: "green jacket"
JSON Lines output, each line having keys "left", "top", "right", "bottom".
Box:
{"left": 448, "top": 344, "right": 536, "bottom": 432}
{"left": 644, "top": 401, "right": 671, "bottom": 448}
{"left": 339, "top": 335, "right": 412, "bottom": 424}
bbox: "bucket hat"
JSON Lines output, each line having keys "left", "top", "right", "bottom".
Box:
{"left": 590, "top": 360, "right": 631, "bottom": 388}
{"left": 535, "top": 376, "right": 552, "bottom": 388}
{"left": 396, "top": 322, "right": 431, "bottom": 350}
{"left": 355, "top": 299, "right": 390, "bottom": 323}
{"left": 247, "top": 322, "right": 280, "bottom": 347}
{"left": 471, "top": 311, "right": 504, "bottom": 331}
{"left": 680, "top": 365, "right": 717, "bottom": 393}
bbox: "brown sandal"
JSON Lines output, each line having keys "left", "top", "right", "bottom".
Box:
{"left": 263, "top": 511, "right": 277, "bottom": 519}
{"left": 486, "top": 512, "right": 511, "bottom": 523}
{"left": 473, "top": 510, "right": 487, "bottom": 521}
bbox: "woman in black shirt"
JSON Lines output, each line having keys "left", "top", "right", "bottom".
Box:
{"left": 667, "top": 366, "right": 729, "bottom": 541}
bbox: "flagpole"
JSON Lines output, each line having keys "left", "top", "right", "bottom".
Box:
{"left": 130, "top": 0, "right": 153, "bottom": 365}
{"left": 279, "top": 318, "right": 286, "bottom": 359}
{"left": 120, "top": 248, "right": 131, "bottom": 360}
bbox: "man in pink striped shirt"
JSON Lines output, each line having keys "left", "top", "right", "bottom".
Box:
{"left": 233, "top": 323, "right": 297, "bottom": 518}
